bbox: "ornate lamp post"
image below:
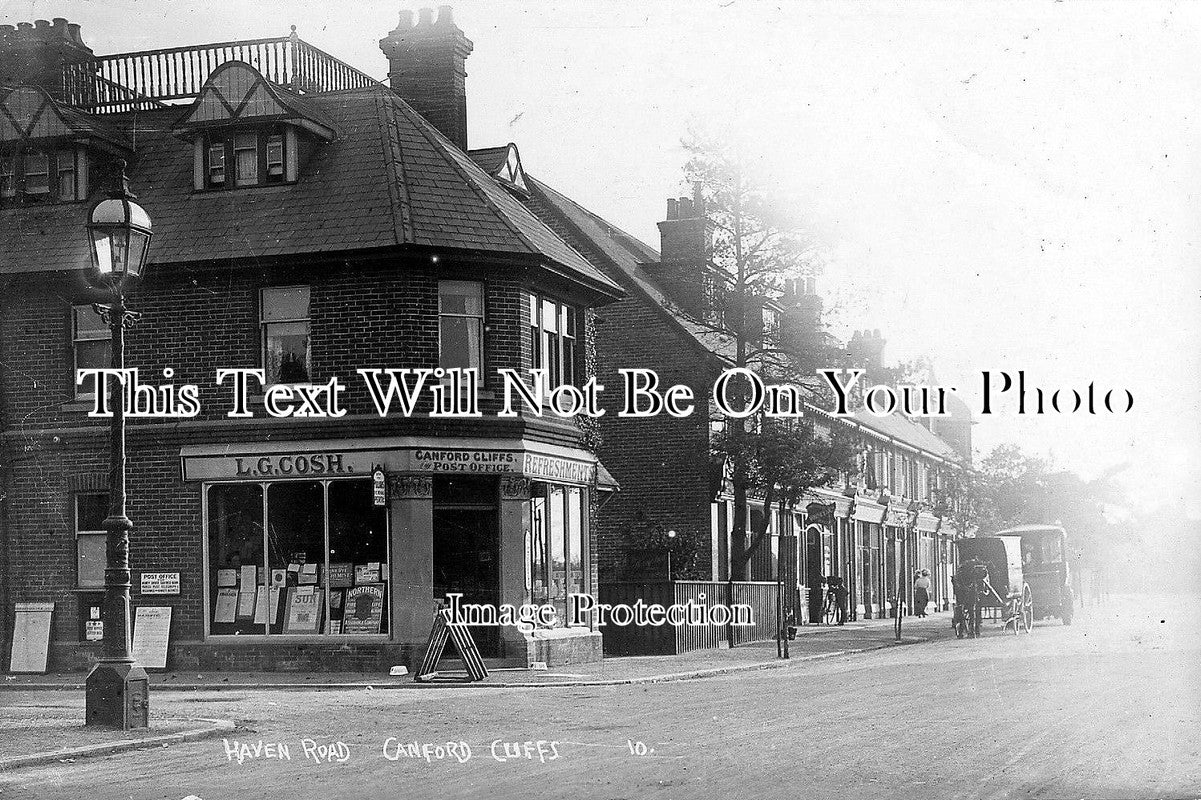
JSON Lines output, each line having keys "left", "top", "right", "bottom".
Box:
{"left": 83, "top": 162, "right": 153, "bottom": 729}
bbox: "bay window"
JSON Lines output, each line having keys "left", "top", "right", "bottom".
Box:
{"left": 528, "top": 293, "right": 579, "bottom": 390}
{"left": 439, "top": 280, "right": 484, "bottom": 371}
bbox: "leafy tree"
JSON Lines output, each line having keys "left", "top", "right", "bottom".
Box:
{"left": 678, "top": 132, "right": 855, "bottom": 579}
{"left": 971, "top": 444, "right": 1126, "bottom": 566}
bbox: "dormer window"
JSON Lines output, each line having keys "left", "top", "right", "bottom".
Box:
{"left": 266, "top": 134, "right": 284, "bottom": 179}
{"left": 207, "top": 141, "right": 226, "bottom": 185}
{"left": 23, "top": 150, "right": 49, "bottom": 195}
{"left": 0, "top": 146, "right": 86, "bottom": 204}
{"left": 177, "top": 62, "right": 339, "bottom": 192}
{"left": 203, "top": 128, "right": 289, "bottom": 190}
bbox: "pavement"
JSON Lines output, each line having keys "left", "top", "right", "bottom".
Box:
{"left": 0, "top": 612, "right": 955, "bottom": 773}
{"left": 2, "top": 595, "right": 1194, "bottom": 799}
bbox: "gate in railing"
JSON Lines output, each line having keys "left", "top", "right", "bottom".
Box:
{"left": 60, "top": 34, "right": 380, "bottom": 113}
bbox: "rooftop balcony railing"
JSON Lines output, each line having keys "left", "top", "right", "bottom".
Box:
{"left": 61, "top": 31, "right": 380, "bottom": 113}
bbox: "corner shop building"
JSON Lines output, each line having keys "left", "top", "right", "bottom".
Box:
{"left": 0, "top": 13, "right": 622, "bottom": 671}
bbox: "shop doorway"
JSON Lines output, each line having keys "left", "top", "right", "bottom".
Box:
{"left": 805, "top": 525, "right": 824, "bottom": 622}
{"left": 433, "top": 477, "right": 500, "bottom": 657}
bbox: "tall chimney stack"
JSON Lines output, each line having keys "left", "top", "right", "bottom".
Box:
{"left": 0, "top": 18, "right": 93, "bottom": 99}
{"left": 379, "top": 6, "right": 473, "bottom": 151}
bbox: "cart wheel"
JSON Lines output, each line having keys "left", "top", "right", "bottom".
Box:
{"left": 1022, "top": 584, "right": 1034, "bottom": 633}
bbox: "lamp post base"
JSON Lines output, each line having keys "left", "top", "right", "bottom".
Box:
{"left": 85, "top": 660, "right": 150, "bottom": 730}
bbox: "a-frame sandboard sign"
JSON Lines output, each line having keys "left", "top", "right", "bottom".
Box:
{"left": 413, "top": 608, "right": 488, "bottom": 683}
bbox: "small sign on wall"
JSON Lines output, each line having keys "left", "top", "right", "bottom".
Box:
{"left": 372, "top": 465, "right": 388, "bottom": 507}
{"left": 139, "top": 572, "right": 181, "bottom": 595}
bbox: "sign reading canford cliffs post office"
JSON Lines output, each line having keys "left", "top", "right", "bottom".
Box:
{"left": 179, "top": 438, "right": 599, "bottom": 486}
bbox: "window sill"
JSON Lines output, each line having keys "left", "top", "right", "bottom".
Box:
{"left": 61, "top": 401, "right": 97, "bottom": 412}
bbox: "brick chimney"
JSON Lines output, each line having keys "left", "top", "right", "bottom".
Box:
{"left": 779, "top": 276, "right": 823, "bottom": 355}
{"left": 379, "top": 6, "right": 473, "bottom": 151}
{"left": 0, "top": 19, "right": 93, "bottom": 99}
{"left": 847, "top": 329, "right": 886, "bottom": 374}
{"left": 649, "top": 185, "right": 715, "bottom": 317}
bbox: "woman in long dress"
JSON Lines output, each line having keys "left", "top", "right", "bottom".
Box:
{"left": 914, "top": 570, "right": 932, "bottom": 617}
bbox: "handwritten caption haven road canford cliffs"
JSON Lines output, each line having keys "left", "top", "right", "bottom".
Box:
{"left": 222, "top": 738, "right": 659, "bottom": 766}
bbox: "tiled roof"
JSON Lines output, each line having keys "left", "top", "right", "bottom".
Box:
{"left": 0, "top": 82, "right": 620, "bottom": 296}
{"left": 526, "top": 175, "right": 965, "bottom": 465}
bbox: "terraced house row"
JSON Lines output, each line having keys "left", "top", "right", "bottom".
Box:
{"left": 0, "top": 8, "right": 972, "bottom": 671}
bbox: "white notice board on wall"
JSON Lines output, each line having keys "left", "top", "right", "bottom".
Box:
{"left": 9, "top": 602, "right": 54, "bottom": 673}
{"left": 131, "top": 606, "right": 172, "bottom": 670}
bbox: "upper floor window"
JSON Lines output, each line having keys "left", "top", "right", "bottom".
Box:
{"left": 529, "top": 293, "right": 578, "bottom": 389}
{"left": 1, "top": 147, "right": 81, "bottom": 204}
{"left": 261, "top": 286, "right": 310, "bottom": 384}
{"left": 204, "top": 128, "right": 288, "bottom": 190}
{"left": 439, "top": 281, "right": 484, "bottom": 371}
{"left": 73, "top": 304, "right": 111, "bottom": 400}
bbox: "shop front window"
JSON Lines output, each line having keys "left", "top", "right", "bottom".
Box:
{"left": 528, "top": 484, "right": 587, "bottom": 626}
{"left": 207, "top": 479, "right": 388, "bottom": 636}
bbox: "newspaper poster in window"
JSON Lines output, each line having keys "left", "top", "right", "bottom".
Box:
{"left": 213, "top": 588, "right": 238, "bottom": 624}
{"left": 342, "top": 584, "right": 384, "bottom": 634}
{"left": 283, "top": 586, "right": 324, "bottom": 634}
{"left": 328, "top": 562, "right": 354, "bottom": 589}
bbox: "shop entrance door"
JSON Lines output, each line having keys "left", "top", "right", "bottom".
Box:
{"left": 433, "top": 477, "right": 500, "bottom": 657}
{"left": 805, "top": 526, "right": 824, "bottom": 622}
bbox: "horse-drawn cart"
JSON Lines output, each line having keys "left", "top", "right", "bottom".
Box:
{"left": 953, "top": 536, "right": 1034, "bottom": 638}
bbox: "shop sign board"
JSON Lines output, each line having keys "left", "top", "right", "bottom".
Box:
{"left": 139, "top": 572, "right": 181, "bottom": 595}
{"left": 9, "top": 602, "right": 54, "bottom": 674}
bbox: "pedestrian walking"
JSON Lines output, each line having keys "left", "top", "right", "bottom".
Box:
{"left": 914, "top": 569, "right": 932, "bottom": 617}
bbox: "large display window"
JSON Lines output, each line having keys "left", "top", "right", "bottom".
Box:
{"left": 206, "top": 478, "right": 389, "bottom": 637}
{"left": 528, "top": 485, "right": 587, "bottom": 625}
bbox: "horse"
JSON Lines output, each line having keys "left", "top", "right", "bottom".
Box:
{"left": 953, "top": 559, "right": 989, "bottom": 639}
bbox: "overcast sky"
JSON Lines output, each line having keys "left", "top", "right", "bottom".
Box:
{"left": 5, "top": 0, "right": 1198, "bottom": 517}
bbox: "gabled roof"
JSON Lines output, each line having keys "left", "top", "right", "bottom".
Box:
{"left": 0, "top": 84, "right": 130, "bottom": 150}
{"left": 173, "top": 61, "right": 338, "bottom": 141}
{"left": 0, "top": 78, "right": 621, "bottom": 298}
{"left": 469, "top": 143, "right": 528, "bottom": 195}
{"left": 527, "top": 175, "right": 734, "bottom": 358}
{"left": 526, "top": 174, "right": 966, "bottom": 466}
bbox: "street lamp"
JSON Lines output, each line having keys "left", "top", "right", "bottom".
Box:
{"left": 84, "top": 161, "right": 152, "bottom": 730}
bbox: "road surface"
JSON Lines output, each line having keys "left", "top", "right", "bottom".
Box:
{"left": 2, "top": 596, "right": 1198, "bottom": 799}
